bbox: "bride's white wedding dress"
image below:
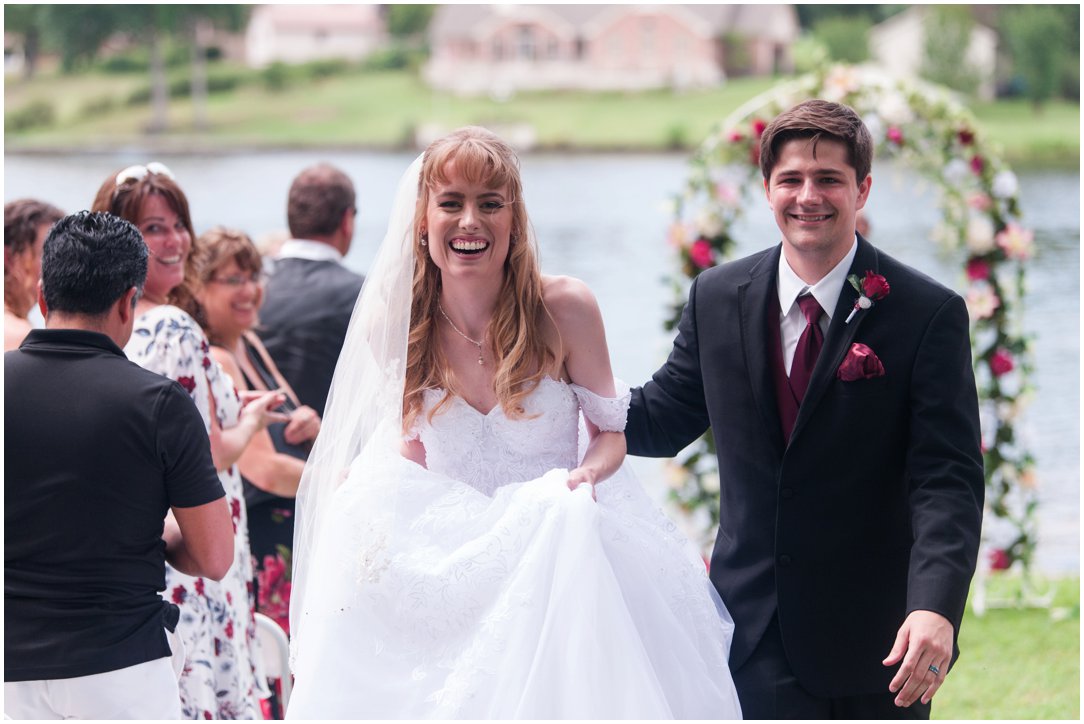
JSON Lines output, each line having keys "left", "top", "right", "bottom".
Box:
{"left": 286, "top": 377, "right": 741, "bottom": 719}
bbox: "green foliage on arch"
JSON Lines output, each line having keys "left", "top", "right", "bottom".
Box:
{"left": 665, "top": 64, "right": 1038, "bottom": 579}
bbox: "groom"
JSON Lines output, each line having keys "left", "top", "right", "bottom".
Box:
{"left": 625, "top": 100, "right": 983, "bottom": 719}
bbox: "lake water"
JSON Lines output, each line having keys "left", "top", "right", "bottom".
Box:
{"left": 6, "top": 151, "right": 1079, "bottom": 574}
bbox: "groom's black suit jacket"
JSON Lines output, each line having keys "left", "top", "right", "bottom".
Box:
{"left": 257, "top": 257, "right": 363, "bottom": 417}
{"left": 626, "top": 236, "right": 983, "bottom": 698}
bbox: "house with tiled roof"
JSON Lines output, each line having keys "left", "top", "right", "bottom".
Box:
{"left": 244, "top": 4, "right": 387, "bottom": 68}
{"left": 424, "top": 4, "right": 798, "bottom": 95}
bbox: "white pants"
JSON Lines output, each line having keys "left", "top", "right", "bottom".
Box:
{"left": 5, "top": 639, "right": 183, "bottom": 720}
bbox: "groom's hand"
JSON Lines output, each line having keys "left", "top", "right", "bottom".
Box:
{"left": 883, "top": 609, "right": 954, "bottom": 707}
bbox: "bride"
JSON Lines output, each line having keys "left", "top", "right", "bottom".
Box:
{"left": 286, "top": 127, "right": 742, "bottom": 719}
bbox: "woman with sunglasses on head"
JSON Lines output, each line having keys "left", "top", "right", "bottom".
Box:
{"left": 4, "top": 199, "right": 64, "bottom": 350}
{"left": 187, "top": 227, "right": 320, "bottom": 642}
{"left": 91, "top": 163, "right": 282, "bottom": 720}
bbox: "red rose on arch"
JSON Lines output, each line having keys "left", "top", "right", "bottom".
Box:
{"left": 970, "top": 155, "right": 985, "bottom": 175}
{"left": 988, "top": 548, "right": 1011, "bottom": 571}
{"left": 689, "top": 238, "right": 713, "bottom": 269}
{"left": 752, "top": 118, "right": 767, "bottom": 137}
{"left": 989, "top": 348, "right": 1015, "bottom": 377}
{"left": 967, "top": 258, "right": 991, "bottom": 281}
{"left": 958, "top": 128, "right": 975, "bottom": 146}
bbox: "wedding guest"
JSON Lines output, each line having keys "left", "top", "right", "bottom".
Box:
{"left": 91, "top": 162, "right": 285, "bottom": 719}
{"left": 190, "top": 226, "right": 321, "bottom": 635}
{"left": 5, "top": 211, "right": 231, "bottom": 719}
{"left": 4, "top": 198, "right": 63, "bottom": 350}
{"left": 626, "top": 99, "right": 983, "bottom": 718}
{"left": 257, "top": 163, "right": 363, "bottom": 416}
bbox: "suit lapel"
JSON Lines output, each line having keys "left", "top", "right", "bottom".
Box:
{"left": 739, "top": 245, "right": 785, "bottom": 454}
{"left": 789, "top": 237, "right": 881, "bottom": 444}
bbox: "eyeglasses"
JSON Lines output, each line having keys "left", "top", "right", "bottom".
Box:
{"left": 209, "top": 273, "right": 267, "bottom": 288}
{"left": 115, "top": 162, "right": 175, "bottom": 187}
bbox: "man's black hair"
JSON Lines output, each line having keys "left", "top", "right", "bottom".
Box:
{"left": 41, "top": 211, "right": 148, "bottom": 317}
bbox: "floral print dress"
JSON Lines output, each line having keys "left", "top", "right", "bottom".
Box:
{"left": 126, "top": 305, "right": 264, "bottom": 720}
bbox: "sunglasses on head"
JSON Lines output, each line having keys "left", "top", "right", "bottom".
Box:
{"left": 115, "top": 161, "right": 175, "bottom": 187}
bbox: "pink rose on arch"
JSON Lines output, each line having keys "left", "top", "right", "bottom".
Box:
{"left": 970, "top": 155, "right": 985, "bottom": 175}
{"left": 752, "top": 118, "right": 767, "bottom": 138}
{"left": 727, "top": 129, "right": 744, "bottom": 143}
{"left": 837, "top": 343, "right": 886, "bottom": 381}
{"left": 989, "top": 348, "right": 1015, "bottom": 377}
{"left": 966, "top": 258, "right": 991, "bottom": 281}
{"left": 996, "top": 223, "right": 1035, "bottom": 261}
{"left": 689, "top": 238, "right": 714, "bottom": 269}
{"left": 966, "top": 192, "right": 993, "bottom": 211}
{"left": 886, "top": 126, "right": 904, "bottom": 145}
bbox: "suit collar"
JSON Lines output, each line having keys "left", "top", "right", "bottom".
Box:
{"left": 789, "top": 234, "right": 881, "bottom": 443}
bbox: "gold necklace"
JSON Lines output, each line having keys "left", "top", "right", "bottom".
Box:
{"left": 437, "top": 301, "right": 485, "bottom": 366}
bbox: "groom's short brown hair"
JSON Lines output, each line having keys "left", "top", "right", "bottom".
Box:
{"left": 759, "top": 100, "right": 873, "bottom": 183}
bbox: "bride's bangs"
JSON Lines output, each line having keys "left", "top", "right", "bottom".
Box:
{"left": 426, "top": 139, "right": 518, "bottom": 195}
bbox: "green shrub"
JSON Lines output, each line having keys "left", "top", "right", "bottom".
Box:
{"left": 813, "top": 16, "right": 872, "bottom": 64}
{"left": 5, "top": 100, "right": 56, "bottom": 132}
{"left": 80, "top": 95, "right": 118, "bottom": 118}
{"left": 305, "top": 58, "right": 352, "bottom": 79}
{"left": 261, "top": 61, "right": 292, "bottom": 92}
{"left": 206, "top": 68, "right": 248, "bottom": 94}
{"left": 362, "top": 47, "right": 413, "bottom": 72}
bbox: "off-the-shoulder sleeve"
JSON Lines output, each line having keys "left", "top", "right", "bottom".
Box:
{"left": 570, "top": 380, "right": 631, "bottom": 432}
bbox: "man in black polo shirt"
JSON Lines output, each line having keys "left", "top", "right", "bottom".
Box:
{"left": 5, "top": 212, "right": 232, "bottom": 719}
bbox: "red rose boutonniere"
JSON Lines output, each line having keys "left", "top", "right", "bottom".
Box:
{"left": 845, "top": 270, "right": 890, "bottom": 324}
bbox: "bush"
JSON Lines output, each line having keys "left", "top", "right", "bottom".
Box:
{"left": 305, "top": 58, "right": 352, "bottom": 79}
{"left": 5, "top": 100, "right": 56, "bottom": 132}
{"left": 261, "top": 61, "right": 293, "bottom": 92}
{"left": 206, "top": 68, "right": 248, "bottom": 94}
{"left": 80, "top": 95, "right": 118, "bottom": 118}
{"left": 813, "top": 16, "right": 872, "bottom": 64}
{"left": 97, "top": 52, "right": 149, "bottom": 74}
{"left": 362, "top": 47, "right": 413, "bottom": 72}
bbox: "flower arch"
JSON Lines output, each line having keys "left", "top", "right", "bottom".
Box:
{"left": 665, "top": 64, "right": 1039, "bottom": 590}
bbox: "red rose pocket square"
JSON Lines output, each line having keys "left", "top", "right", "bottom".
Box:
{"left": 837, "top": 342, "right": 885, "bottom": 381}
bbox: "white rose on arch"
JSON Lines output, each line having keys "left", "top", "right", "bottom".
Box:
{"left": 943, "top": 158, "right": 971, "bottom": 185}
{"left": 992, "top": 170, "right": 1019, "bottom": 199}
{"left": 966, "top": 215, "right": 997, "bottom": 254}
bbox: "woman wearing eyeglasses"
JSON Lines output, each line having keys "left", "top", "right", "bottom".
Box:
{"left": 186, "top": 227, "right": 320, "bottom": 641}
{"left": 91, "top": 164, "right": 280, "bottom": 720}
{"left": 4, "top": 199, "right": 64, "bottom": 351}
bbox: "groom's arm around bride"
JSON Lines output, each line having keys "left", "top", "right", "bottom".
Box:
{"left": 625, "top": 99, "right": 984, "bottom": 720}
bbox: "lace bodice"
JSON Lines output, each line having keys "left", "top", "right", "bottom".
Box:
{"left": 413, "top": 377, "right": 629, "bottom": 497}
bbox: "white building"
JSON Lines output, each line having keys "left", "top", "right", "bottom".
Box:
{"left": 869, "top": 6, "right": 998, "bottom": 100}
{"left": 244, "top": 4, "right": 387, "bottom": 68}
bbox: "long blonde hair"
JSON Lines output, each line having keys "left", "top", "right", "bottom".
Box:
{"left": 403, "top": 127, "right": 555, "bottom": 430}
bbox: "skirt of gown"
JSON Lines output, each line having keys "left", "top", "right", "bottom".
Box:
{"left": 286, "top": 453, "right": 742, "bottom": 720}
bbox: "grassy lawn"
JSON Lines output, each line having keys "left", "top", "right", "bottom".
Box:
{"left": 934, "top": 576, "right": 1079, "bottom": 719}
{"left": 5, "top": 65, "right": 1079, "bottom": 166}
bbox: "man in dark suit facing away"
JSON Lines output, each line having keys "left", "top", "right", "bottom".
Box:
{"left": 258, "top": 164, "right": 363, "bottom": 417}
{"left": 625, "top": 100, "right": 984, "bottom": 719}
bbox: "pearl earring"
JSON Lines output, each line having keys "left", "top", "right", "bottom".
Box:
{"left": 420, "top": 233, "right": 428, "bottom": 247}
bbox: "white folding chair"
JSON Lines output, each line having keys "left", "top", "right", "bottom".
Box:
{"left": 254, "top": 613, "right": 292, "bottom": 715}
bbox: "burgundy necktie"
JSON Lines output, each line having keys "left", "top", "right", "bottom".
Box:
{"left": 789, "top": 294, "right": 824, "bottom": 404}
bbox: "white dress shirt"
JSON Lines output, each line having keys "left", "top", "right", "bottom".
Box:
{"left": 777, "top": 238, "right": 858, "bottom": 375}
{"left": 276, "top": 238, "right": 345, "bottom": 263}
